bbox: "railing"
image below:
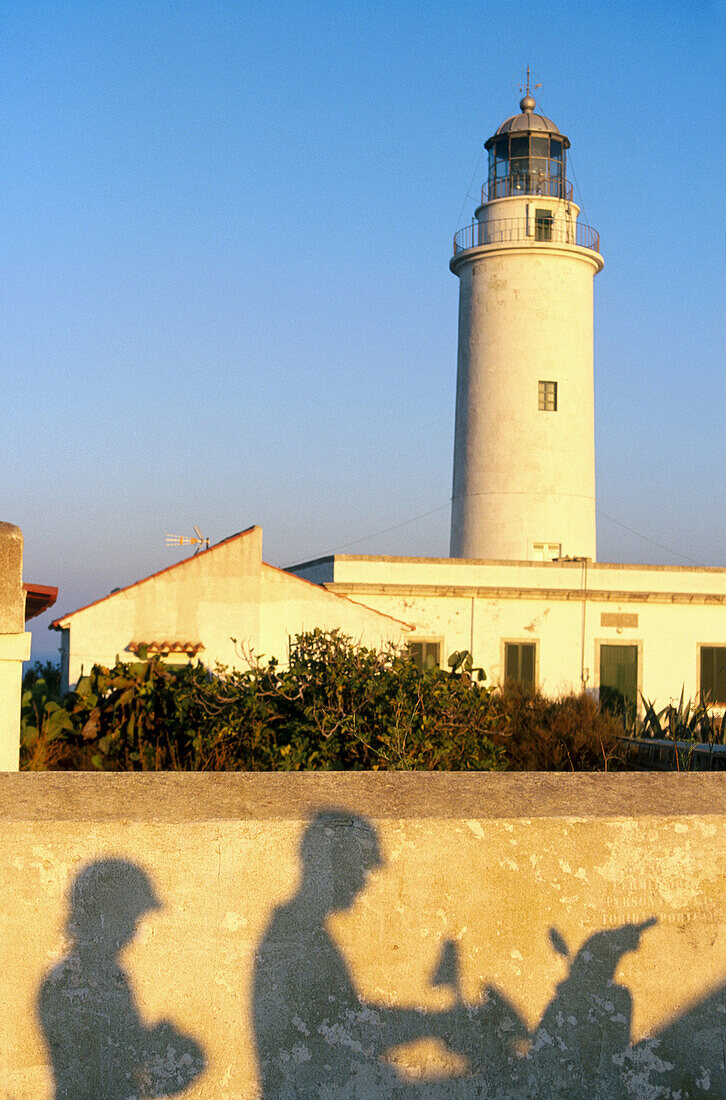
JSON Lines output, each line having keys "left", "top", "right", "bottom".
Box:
{"left": 484, "top": 173, "right": 574, "bottom": 202}
{"left": 452, "top": 217, "right": 600, "bottom": 257}
{"left": 618, "top": 736, "right": 726, "bottom": 772}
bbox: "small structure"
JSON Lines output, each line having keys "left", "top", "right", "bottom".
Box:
{"left": 50, "top": 526, "right": 410, "bottom": 693}
{"left": 0, "top": 523, "right": 46, "bottom": 770}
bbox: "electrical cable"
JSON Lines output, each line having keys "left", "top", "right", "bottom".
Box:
{"left": 454, "top": 146, "right": 485, "bottom": 230}
{"left": 596, "top": 509, "right": 703, "bottom": 565}
{"left": 537, "top": 94, "right": 590, "bottom": 226}
{"left": 325, "top": 501, "right": 452, "bottom": 554}
{"left": 565, "top": 148, "right": 589, "bottom": 227}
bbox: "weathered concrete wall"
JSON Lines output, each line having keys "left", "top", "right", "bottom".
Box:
{"left": 2, "top": 773, "right": 724, "bottom": 1099}
{"left": 0, "top": 522, "right": 32, "bottom": 771}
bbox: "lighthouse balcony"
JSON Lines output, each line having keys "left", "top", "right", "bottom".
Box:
{"left": 453, "top": 216, "right": 600, "bottom": 258}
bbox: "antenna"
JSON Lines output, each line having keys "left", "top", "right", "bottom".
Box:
{"left": 166, "top": 526, "right": 210, "bottom": 554}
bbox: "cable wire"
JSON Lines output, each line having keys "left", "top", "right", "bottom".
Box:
{"left": 326, "top": 501, "right": 452, "bottom": 554}
{"left": 454, "top": 146, "right": 485, "bottom": 230}
{"left": 537, "top": 95, "right": 590, "bottom": 226}
{"left": 596, "top": 509, "right": 703, "bottom": 565}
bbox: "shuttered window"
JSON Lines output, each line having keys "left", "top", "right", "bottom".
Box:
{"left": 535, "top": 208, "right": 554, "bottom": 241}
{"left": 599, "top": 644, "right": 638, "bottom": 721}
{"left": 700, "top": 647, "right": 726, "bottom": 704}
{"left": 504, "top": 642, "right": 536, "bottom": 687}
{"left": 409, "top": 641, "right": 440, "bottom": 672}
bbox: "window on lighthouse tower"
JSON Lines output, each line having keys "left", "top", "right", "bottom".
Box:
{"left": 535, "top": 208, "right": 554, "bottom": 241}
{"left": 538, "top": 380, "right": 558, "bottom": 411}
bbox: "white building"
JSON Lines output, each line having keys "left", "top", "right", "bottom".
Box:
{"left": 50, "top": 527, "right": 410, "bottom": 693}
{"left": 287, "top": 554, "right": 726, "bottom": 713}
{"left": 450, "top": 92, "right": 601, "bottom": 562}
{"left": 286, "top": 93, "right": 726, "bottom": 716}
{"left": 50, "top": 92, "right": 726, "bottom": 716}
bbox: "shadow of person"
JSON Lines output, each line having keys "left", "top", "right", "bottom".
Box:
{"left": 253, "top": 810, "right": 468, "bottom": 1098}
{"left": 38, "top": 858, "right": 205, "bottom": 1100}
{"left": 528, "top": 919, "right": 657, "bottom": 1099}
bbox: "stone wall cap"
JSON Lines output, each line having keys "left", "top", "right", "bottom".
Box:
{"left": 2, "top": 772, "right": 725, "bottom": 822}
{"left": 0, "top": 521, "right": 25, "bottom": 633}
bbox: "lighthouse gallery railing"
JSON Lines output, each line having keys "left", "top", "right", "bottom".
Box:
{"left": 453, "top": 217, "right": 600, "bottom": 257}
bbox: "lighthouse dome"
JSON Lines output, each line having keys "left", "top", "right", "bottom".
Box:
{"left": 486, "top": 96, "right": 569, "bottom": 148}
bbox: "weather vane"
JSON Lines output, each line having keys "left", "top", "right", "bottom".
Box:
{"left": 517, "top": 66, "right": 542, "bottom": 99}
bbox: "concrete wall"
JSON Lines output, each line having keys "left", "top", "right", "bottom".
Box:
{"left": 2, "top": 773, "right": 724, "bottom": 1099}
{"left": 0, "top": 522, "right": 31, "bottom": 771}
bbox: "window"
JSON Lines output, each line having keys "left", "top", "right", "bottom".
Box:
{"left": 409, "top": 640, "right": 440, "bottom": 672}
{"left": 538, "top": 380, "right": 557, "bottom": 411}
{"left": 599, "top": 644, "right": 638, "bottom": 723}
{"left": 535, "top": 208, "right": 553, "bottom": 241}
{"left": 700, "top": 646, "right": 726, "bottom": 704}
{"left": 532, "top": 542, "right": 561, "bottom": 561}
{"left": 504, "top": 642, "right": 536, "bottom": 687}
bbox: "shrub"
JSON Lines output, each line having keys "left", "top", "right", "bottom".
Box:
{"left": 491, "top": 681, "right": 623, "bottom": 771}
{"left": 638, "top": 690, "right": 726, "bottom": 746}
{"left": 21, "top": 662, "right": 74, "bottom": 770}
{"left": 20, "top": 633, "right": 624, "bottom": 772}
{"left": 20, "top": 632, "right": 505, "bottom": 772}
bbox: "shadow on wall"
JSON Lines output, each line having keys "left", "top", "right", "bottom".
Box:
{"left": 37, "top": 859, "right": 205, "bottom": 1100}
{"left": 253, "top": 810, "right": 724, "bottom": 1099}
{"left": 35, "top": 823, "right": 724, "bottom": 1098}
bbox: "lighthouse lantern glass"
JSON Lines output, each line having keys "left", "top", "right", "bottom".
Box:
{"left": 487, "top": 133, "right": 567, "bottom": 200}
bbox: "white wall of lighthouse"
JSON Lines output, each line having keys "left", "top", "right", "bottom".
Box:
{"left": 449, "top": 96, "right": 603, "bottom": 562}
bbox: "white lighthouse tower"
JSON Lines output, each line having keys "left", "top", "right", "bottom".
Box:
{"left": 449, "top": 91, "right": 603, "bottom": 562}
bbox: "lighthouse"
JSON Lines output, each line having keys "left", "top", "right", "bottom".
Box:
{"left": 449, "top": 92, "right": 603, "bottom": 562}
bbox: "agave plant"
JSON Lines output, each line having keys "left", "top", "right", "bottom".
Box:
{"left": 638, "top": 688, "right": 725, "bottom": 746}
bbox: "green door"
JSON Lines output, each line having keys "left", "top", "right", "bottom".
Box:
{"left": 600, "top": 645, "right": 638, "bottom": 722}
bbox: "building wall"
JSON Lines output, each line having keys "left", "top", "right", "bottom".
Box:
{"left": 2, "top": 772, "right": 725, "bottom": 1099}
{"left": 343, "top": 589, "right": 724, "bottom": 706}
{"left": 0, "top": 522, "right": 32, "bottom": 771}
{"left": 56, "top": 527, "right": 265, "bottom": 689}
{"left": 258, "top": 564, "right": 407, "bottom": 663}
{"left": 294, "top": 557, "right": 726, "bottom": 710}
{"left": 55, "top": 530, "right": 410, "bottom": 689}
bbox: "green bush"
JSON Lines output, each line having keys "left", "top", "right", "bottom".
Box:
{"left": 20, "top": 631, "right": 623, "bottom": 772}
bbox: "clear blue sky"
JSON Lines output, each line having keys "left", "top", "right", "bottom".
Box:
{"left": 3, "top": 1, "right": 724, "bottom": 664}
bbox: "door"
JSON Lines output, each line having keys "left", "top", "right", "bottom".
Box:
{"left": 599, "top": 644, "right": 638, "bottom": 723}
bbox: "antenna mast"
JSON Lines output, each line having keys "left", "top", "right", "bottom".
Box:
{"left": 165, "top": 526, "right": 210, "bottom": 554}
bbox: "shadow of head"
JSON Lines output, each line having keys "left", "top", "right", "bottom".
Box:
{"left": 300, "top": 810, "right": 384, "bottom": 913}
{"left": 67, "top": 858, "right": 162, "bottom": 954}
